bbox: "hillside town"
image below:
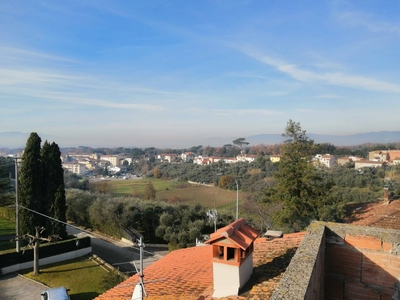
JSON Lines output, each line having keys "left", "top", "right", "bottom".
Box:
{"left": 56, "top": 149, "right": 400, "bottom": 176}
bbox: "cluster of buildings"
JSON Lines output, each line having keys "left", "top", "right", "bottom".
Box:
{"left": 5, "top": 148, "right": 400, "bottom": 176}
{"left": 157, "top": 152, "right": 259, "bottom": 165}
{"left": 312, "top": 149, "right": 400, "bottom": 170}
{"left": 158, "top": 149, "right": 400, "bottom": 170}
{"left": 56, "top": 149, "right": 400, "bottom": 175}
{"left": 337, "top": 150, "right": 400, "bottom": 169}
{"left": 61, "top": 154, "right": 131, "bottom": 175}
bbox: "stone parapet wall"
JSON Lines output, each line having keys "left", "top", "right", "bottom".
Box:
{"left": 270, "top": 223, "right": 326, "bottom": 299}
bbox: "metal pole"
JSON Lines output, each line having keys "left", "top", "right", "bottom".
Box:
{"left": 234, "top": 179, "right": 239, "bottom": 220}
{"left": 14, "top": 157, "right": 20, "bottom": 253}
{"left": 139, "top": 236, "right": 144, "bottom": 300}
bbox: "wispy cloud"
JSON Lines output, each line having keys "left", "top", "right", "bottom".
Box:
{"left": 314, "top": 94, "right": 343, "bottom": 99}
{"left": 38, "top": 93, "right": 165, "bottom": 111}
{"left": 240, "top": 49, "right": 400, "bottom": 93}
{"left": 295, "top": 109, "right": 314, "bottom": 113}
{"left": 0, "top": 46, "right": 78, "bottom": 64}
{"left": 0, "top": 66, "right": 167, "bottom": 112}
{"left": 332, "top": 2, "right": 400, "bottom": 36}
{"left": 213, "top": 109, "right": 280, "bottom": 116}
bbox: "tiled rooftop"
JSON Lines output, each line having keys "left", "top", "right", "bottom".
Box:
{"left": 205, "top": 218, "right": 260, "bottom": 250}
{"left": 345, "top": 200, "right": 400, "bottom": 229}
{"left": 95, "top": 232, "right": 305, "bottom": 300}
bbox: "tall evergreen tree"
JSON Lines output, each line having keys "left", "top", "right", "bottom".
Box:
{"left": 19, "top": 133, "right": 45, "bottom": 235}
{"left": 264, "top": 120, "right": 335, "bottom": 231}
{"left": 41, "top": 141, "right": 67, "bottom": 238}
{"left": 19, "top": 134, "right": 67, "bottom": 239}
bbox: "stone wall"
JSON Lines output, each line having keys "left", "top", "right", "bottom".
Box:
{"left": 270, "top": 223, "right": 326, "bottom": 299}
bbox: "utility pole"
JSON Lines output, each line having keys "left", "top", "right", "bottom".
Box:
{"left": 13, "top": 156, "right": 21, "bottom": 252}
{"left": 138, "top": 235, "right": 144, "bottom": 298}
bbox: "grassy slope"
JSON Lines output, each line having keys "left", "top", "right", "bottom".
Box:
{"left": 22, "top": 256, "right": 114, "bottom": 300}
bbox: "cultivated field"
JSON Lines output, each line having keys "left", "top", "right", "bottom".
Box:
{"left": 90, "top": 178, "right": 250, "bottom": 210}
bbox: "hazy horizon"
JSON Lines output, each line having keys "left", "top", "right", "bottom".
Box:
{"left": 1, "top": 130, "right": 399, "bottom": 149}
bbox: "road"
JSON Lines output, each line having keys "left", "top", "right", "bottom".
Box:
{"left": 67, "top": 225, "right": 167, "bottom": 275}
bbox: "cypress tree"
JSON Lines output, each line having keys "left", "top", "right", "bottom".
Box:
{"left": 41, "top": 141, "right": 67, "bottom": 238}
{"left": 19, "top": 133, "right": 45, "bottom": 235}
{"left": 19, "top": 134, "right": 67, "bottom": 239}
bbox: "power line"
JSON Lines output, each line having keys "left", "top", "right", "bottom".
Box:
{"left": 17, "top": 204, "right": 156, "bottom": 255}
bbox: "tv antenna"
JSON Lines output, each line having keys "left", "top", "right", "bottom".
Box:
{"left": 206, "top": 209, "right": 218, "bottom": 232}
{"left": 124, "top": 227, "right": 147, "bottom": 300}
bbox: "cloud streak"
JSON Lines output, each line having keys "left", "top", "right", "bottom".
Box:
{"left": 213, "top": 108, "right": 280, "bottom": 116}
{"left": 332, "top": 5, "right": 400, "bottom": 36}
{"left": 241, "top": 50, "right": 400, "bottom": 93}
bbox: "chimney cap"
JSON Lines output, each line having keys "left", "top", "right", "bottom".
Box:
{"left": 264, "top": 230, "right": 283, "bottom": 239}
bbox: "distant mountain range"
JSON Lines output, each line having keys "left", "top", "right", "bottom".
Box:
{"left": 201, "top": 131, "right": 400, "bottom": 147}
{"left": 0, "top": 131, "right": 399, "bottom": 149}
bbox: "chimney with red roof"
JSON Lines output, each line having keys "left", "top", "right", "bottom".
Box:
{"left": 205, "top": 218, "right": 260, "bottom": 298}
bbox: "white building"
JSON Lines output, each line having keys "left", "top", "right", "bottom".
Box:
{"left": 181, "top": 152, "right": 195, "bottom": 161}
{"left": 354, "top": 160, "right": 384, "bottom": 169}
{"left": 157, "top": 154, "right": 178, "bottom": 162}
{"left": 314, "top": 154, "right": 336, "bottom": 168}
{"left": 100, "top": 155, "right": 121, "bottom": 167}
{"left": 62, "top": 163, "right": 86, "bottom": 175}
{"left": 237, "top": 154, "right": 257, "bottom": 163}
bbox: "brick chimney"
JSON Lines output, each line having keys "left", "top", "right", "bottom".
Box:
{"left": 204, "top": 218, "right": 260, "bottom": 298}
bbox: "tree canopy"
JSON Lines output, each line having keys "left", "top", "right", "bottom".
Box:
{"left": 41, "top": 141, "right": 67, "bottom": 238}
{"left": 263, "top": 120, "right": 336, "bottom": 231}
{"left": 20, "top": 133, "right": 45, "bottom": 235}
{"left": 233, "top": 138, "right": 249, "bottom": 154}
{"left": 19, "top": 133, "right": 67, "bottom": 238}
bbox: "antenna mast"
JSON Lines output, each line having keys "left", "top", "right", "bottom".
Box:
{"left": 124, "top": 227, "right": 146, "bottom": 299}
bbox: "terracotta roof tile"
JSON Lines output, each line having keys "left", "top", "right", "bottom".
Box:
{"left": 205, "top": 219, "right": 260, "bottom": 250}
{"left": 345, "top": 200, "right": 400, "bottom": 229}
{"left": 95, "top": 246, "right": 213, "bottom": 300}
{"left": 95, "top": 232, "right": 305, "bottom": 300}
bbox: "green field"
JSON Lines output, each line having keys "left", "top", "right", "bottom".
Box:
{"left": 22, "top": 256, "right": 122, "bottom": 300}
{"left": 90, "top": 178, "right": 250, "bottom": 210}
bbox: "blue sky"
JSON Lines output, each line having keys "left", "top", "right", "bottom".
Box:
{"left": 1, "top": 0, "right": 399, "bottom": 148}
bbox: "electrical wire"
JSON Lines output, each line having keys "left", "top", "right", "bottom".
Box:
{"left": 17, "top": 204, "right": 156, "bottom": 255}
